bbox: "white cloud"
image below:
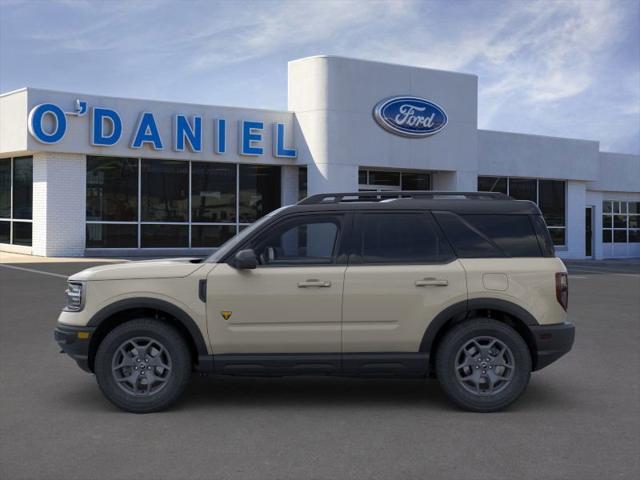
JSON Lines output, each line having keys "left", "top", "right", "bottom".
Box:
{"left": 186, "top": 0, "right": 413, "bottom": 70}
{"left": 479, "top": 0, "right": 622, "bottom": 104}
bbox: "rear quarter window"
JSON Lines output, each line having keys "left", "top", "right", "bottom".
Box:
{"left": 530, "top": 214, "right": 556, "bottom": 257}
{"left": 433, "top": 212, "right": 543, "bottom": 258}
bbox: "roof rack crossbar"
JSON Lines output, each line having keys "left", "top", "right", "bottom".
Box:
{"left": 298, "top": 191, "right": 509, "bottom": 205}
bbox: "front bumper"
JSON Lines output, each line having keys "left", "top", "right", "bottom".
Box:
{"left": 530, "top": 321, "right": 575, "bottom": 371}
{"left": 54, "top": 324, "right": 95, "bottom": 372}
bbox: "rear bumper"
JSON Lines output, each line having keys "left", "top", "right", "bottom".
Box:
{"left": 530, "top": 321, "right": 575, "bottom": 371}
{"left": 54, "top": 324, "right": 95, "bottom": 373}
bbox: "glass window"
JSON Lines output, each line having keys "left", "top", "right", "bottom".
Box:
{"left": 508, "top": 178, "right": 536, "bottom": 202}
{"left": 613, "top": 202, "right": 621, "bottom": 214}
{"left": 530, "top": 215, "right": 555, "bottom": 257}
{"left": 298, "top": 166, "right": 308, "bottom": 200}
{"left": 0, "top": 220, "right": 9, "bottom": 243}
{"left": 435, "top": 211, "right": 503, "bottom": 258}
{"left": 367, "top": 170, "right": 400, "bottom": 186}
{"left": 547, "top": 228, "right": 566, "bottom": 247}
{"left": 402, "top": 172, "right": 430, "bottom": 190}
{"left": 0, "top": 157, "right": 33, "bottom": 245}
{"left": 86, "top": 156, "right": 138, "bottom": 221}
{"left": 141, "top": 160, "right": 188, "bottom": 222}
{"left": 613, "top": 215, "right": 627, "bottom": 228}
{"left": 253, "top": 216, "right": 340, "bottom": 265}
{"left": 86, "top": 224, "right": 138, "bottom": 248}
{"left": 461, "top": 215, "right": 542, "bottom": 257}
{"left": 359, "top": 169, "right": 431, "bottom": 191}
{"left": 538, "top": 180, "right": 565, "bottom": 227}
{"left": 191, "top": 225, "right": 236, "bottom": 248}
{"left": 12, "top": 156, "right": 32, "bottom": 219}
{"left": 475, "top": 177, "right": 568, "bottom": 246}
{"left": 358, "top": 213, "right": 454, "bottom": 264}
{"left": 191, "top": 162, "right": 236, "bottom": 223}
{"left": 0, "top": 159, "right": 10, "bottom": 218}
{"left": 613, "top": 230, "right": 627, "bottom": 243}
{"left": 12, "top": 222, "right": 32, "bottom": 246}
{"left": 239, "top": 165, "right": 281, "bottom": 223}
{"left": 602, "top": 200, "right": 639, "bottom": 246}
{"left": 141, "top": 224, "right": 188, "bottom": 248}
{"left": 478, "top": 176, "right": 507, "bottom": 194}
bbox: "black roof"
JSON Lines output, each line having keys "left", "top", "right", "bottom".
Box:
{"left": 289, "top": 191, "right": 541, "bottom": 215}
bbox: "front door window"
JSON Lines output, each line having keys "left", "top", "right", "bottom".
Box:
{"left": 251, "top": 217, "right": 341, "bottom": 266}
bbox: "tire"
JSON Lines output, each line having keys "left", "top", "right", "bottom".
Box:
{"left": 94, "top": 318, "right": 192, "bottom": 413}
{"left": 435, "top": 318, "right": 531, "bottom": 412}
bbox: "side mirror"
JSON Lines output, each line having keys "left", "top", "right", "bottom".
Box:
{"left": 231, "top": 249, "right": 258, "bottom": 270}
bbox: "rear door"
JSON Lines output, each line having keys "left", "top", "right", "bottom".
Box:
{"left": 341, "top": 211, "right": 467, "bottom": 353}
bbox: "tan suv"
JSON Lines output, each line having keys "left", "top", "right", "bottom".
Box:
{"left": 55, "top": 191, "right": 575, "bottom": 413}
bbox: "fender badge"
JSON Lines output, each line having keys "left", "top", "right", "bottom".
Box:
{"left": 221, "top": 311, "right": 232, "bottom": 320}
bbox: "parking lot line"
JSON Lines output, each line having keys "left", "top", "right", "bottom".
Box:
{"left": 0, "top": 263, "right": 68, "bottom": 279}
{"left": 567, "top": 267, "right": 640, "bottom": 277}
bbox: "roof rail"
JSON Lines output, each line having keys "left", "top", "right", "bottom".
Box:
{"left": 298, "top": 191, "right": 510, "bottom": 205}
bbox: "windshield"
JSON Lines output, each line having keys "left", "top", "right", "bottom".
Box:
{"left": 205, "top": 206, "right": 291, "bottom": 263}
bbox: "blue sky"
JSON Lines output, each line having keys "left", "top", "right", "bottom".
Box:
{"left": 1, "top": 0, "right": 639, "bottom": 154}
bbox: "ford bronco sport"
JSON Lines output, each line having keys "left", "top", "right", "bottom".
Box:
{"left": 55, "top": 191, "right": 575, "bottom": 413}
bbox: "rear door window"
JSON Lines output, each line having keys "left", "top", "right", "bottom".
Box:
{"left": 354, "top": 212, "right": 454, "bottom": 264}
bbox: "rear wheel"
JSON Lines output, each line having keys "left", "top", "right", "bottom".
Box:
{"left": 94, "top": 319, "right": 192, "bottom": 413}
{"left": 435, "top": 318, "right": 531, "bottom": 412}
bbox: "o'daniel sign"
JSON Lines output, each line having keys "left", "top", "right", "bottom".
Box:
{"left": 373, "top": 96, "right": 447, "bottom": 138}
{"left": 27, "top": 99, "right": 297, "bottom": 158}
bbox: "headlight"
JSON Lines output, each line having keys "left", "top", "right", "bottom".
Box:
{"left": 64, "top": 282, "right": 84, "bottom": 312}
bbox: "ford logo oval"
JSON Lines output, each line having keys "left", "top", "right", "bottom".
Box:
{"left": 373, "top": 96, "right": 447, "bottom": 138}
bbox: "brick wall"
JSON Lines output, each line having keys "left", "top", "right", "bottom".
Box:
{"left": 32, "top": 152, "right": 86, "bottom": 256}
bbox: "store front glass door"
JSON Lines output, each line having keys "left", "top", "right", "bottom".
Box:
{"left": 585, "top": 206, "right": 593, "bottom": 258}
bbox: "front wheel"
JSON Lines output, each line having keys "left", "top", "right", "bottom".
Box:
{"left": 94, "top": 319, "right": 192, "bottom": 413}
{"left": 435, "top": 318, "right": 531, "bottom": 412}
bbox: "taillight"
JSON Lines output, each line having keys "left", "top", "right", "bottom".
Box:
{"left": 555, "top": 272, "right": 568, "bottom": 310}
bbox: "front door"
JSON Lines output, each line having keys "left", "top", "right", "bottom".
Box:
{"left": 342, "top": 212, "right": 467, "bottom": 353}
{"left": 585, "top": 206, "right": 593, "bottom": 257}
{"left": 206, "top": 213, "right": 347, "bottom": 355}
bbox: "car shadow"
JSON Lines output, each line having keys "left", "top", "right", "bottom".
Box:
{"left": 55, "top": 374, "right": 577, "bottom": 414}
{"left": 179, "top": 375, "right": 451, "bottom": 411}
{"left": 179, "top": 375, "right": 576, "bottom": 412}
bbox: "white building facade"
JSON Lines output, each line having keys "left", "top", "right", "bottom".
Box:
{"left": 1, "top": 56, "right": 638, "bottom": 258}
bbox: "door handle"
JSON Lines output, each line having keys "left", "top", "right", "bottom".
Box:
{"left": 415, "top": 278, "right": 448, "bottom": 287}
{"left": 297, "top": 279, "right": 332, "bottom": 288}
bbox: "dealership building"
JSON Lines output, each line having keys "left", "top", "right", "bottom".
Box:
{"left": 1, "top": 55, "right": 638, "bottom": 259}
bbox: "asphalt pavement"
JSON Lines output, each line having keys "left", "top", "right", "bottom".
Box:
{"left": 0, "top": 259, "right": 639, "bottom": 480}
